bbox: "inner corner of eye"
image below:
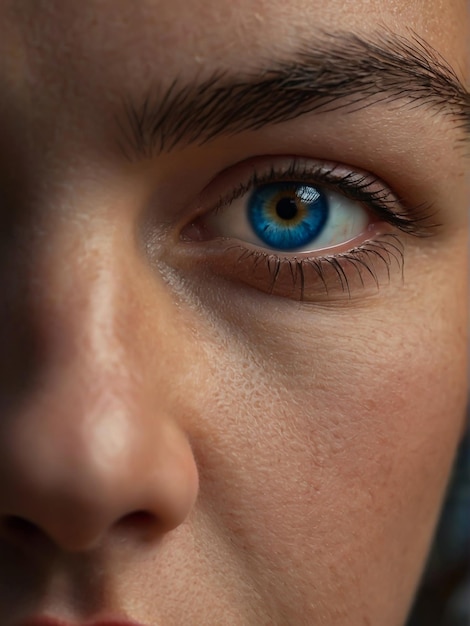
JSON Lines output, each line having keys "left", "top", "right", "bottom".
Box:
{"left": 180, "top": 218, "right": 210, "bottom": 242}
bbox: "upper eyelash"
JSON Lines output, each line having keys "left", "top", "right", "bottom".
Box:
{"left": 211, "top": 159, "right": 440, "bottom": 238}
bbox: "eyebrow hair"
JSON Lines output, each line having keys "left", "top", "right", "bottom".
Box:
{"left": 116, "top": 30, "right": 470, "bottom": 160}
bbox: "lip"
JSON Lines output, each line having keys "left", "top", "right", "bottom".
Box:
{"left": 18, "top": 617, "right": 147, "bottom": 626}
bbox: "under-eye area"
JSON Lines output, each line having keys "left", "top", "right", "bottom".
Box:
{"left": 178, "top": 233, "right": 405, "bottom": 301}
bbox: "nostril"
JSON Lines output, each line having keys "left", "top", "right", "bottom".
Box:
{"left": 1, "top": 515, "right": 51, "bottom": 548}
{"left": 118, "top": 510, "right": 155, "bottom": 527}
{"left": 116, "top": 511, "right": 159, "bottom": 540}
{"left": 3, "top": 515, "right": 39, "bottom": 535}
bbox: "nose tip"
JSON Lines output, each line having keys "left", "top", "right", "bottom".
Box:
{"left": 0, "top": 390, "right": 199, "bottom": 552}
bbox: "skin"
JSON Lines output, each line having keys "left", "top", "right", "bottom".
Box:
{"left": 0, "top": 1, "right": 468, "bottom": 625}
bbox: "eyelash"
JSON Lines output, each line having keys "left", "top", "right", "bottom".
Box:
{"left": 211, "top": 159, "right": 438, "bottom": 237}
{"left": 227, "top": 235, "right": 405, "bottom": 300}
{"left": 184, "top": 159, "right": 439, "bottom": 301}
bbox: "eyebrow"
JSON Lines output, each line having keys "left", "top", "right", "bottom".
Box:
{"left": 116, "top": 30, "right": 470, "bottom": 160}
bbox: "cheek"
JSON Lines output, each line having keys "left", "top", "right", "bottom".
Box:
{"left": 188, "top": 276, "right": 466, "bottom": 623}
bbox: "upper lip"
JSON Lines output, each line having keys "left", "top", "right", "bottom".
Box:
{"left": 18, "top": 617, "right": 148, "bottom": 626}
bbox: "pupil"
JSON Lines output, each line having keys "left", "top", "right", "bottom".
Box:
{"left": 276, "top": 197, "right": 298, "bottom": 221}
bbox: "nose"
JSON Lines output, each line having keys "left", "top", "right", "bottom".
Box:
{"left": 0, "top": 222, "right": 199, "bottom": 552}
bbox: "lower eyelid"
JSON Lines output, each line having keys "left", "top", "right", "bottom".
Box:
{"left": 187, "top": 220, "right": 388, "bottom": 258}
{"left": 176, "top": 231, "right": 405, "bottom": 303}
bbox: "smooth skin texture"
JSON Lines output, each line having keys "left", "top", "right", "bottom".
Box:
{"left": 0, "top": 1, "right": 468, "bottom": 625}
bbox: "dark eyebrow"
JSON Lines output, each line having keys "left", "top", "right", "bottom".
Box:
{"left": 116, "top": 30, "right": 470, "bottom": 160}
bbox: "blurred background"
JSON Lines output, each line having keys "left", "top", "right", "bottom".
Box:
{"left": 406, "top": 407, "right": 470, "bottom": 624}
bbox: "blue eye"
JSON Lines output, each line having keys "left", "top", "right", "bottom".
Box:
{"left": 248, "top": 182, "right": 329, "bottom": 251}
{"left": 204, "top": 176, "right": 370, "bottom": 253}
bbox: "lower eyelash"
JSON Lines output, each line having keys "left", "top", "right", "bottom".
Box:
{"left": 233, "top": 233, "right": 404, "bottom": 300}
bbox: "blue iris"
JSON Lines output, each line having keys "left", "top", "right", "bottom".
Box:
{"left": 248, "top": 182, "right": 329, "bottom": 250}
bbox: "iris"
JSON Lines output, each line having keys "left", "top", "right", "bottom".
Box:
{"left": 248, "top": 182, "right": 329, "bottom": 250}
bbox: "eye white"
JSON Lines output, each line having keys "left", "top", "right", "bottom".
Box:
{"left": 206, "top": 187, "right": 370, "bottom": 252}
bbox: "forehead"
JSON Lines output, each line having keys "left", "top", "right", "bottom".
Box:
{"left": 1, "top": 0, "right": 467, "bottom": 86}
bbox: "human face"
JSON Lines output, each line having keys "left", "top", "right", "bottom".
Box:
{"left": 0, "top": 1, "right": 468, "bottom": 625}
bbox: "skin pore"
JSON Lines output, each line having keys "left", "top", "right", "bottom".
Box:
{"left": 0, "top": 0, "right": 468, "bottom": 625}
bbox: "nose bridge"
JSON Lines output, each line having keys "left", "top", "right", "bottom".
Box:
{"left": 0, "top": 212, "right": 200, "bottom": 551}
{"left": 0, "top": 210, "right": 137, "bottom": 397}
{"left": 30, "top": 218, "right": 134, "bottom": 374}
